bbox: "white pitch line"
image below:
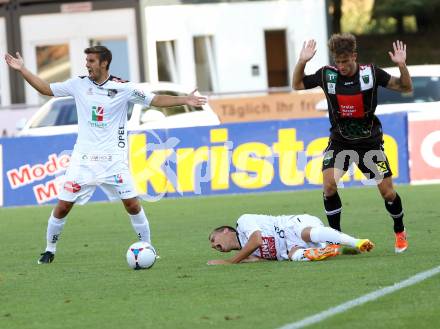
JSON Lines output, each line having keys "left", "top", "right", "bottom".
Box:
{"left": 277, "top": 265, "right": 440, "bottom": 329}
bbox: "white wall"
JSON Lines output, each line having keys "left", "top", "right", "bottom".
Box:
{"left": 0, "top": 17, "right": 11, "bottom": 106}
{"left": 20, "top": 8, "right": 140, "bottom": 104}
{"left": 143, "top": 0, "right": 328, "bottom": 93}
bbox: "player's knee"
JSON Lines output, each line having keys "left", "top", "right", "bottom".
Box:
{"left": 54, "top": 201, "right": 73, "bottom": 218}
{"left": 301, "top": 227, "right": 312, "bottom": 242}
{"left": 124, "top": 199, "right": 141, "bottom": 215}
{"left": 378, "top": 182, "right": 395, "bottom": 201}
{"left": 380, "top": 189, "right": 396, "bottom": 202}
{"left": 323, "top": 182, "right": 337, "bottom": 196}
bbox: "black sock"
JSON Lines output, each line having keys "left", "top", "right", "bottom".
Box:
{"left": 323, "top": 192, "right": 342, "bottom": 231}
{"left": 385, "top": 193, "right": 405, "bottom": 233}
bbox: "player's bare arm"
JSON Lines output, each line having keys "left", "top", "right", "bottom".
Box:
{"left": 386, "top": 40, "right": 413, "bottom": 93}
{"left": 208, "top": 231, "right": 263, "bottom": 265}
{"left": 151, "top": 88, "right": 207, "bottom": 107}
{"left": 239, "top": 255, "right": 266, "bottom": 263}
{"left": 292, "top": 39, "right": 317, "bottom": 90}
{"left": 4, "top": 52, "right": 53, "bottom": 96}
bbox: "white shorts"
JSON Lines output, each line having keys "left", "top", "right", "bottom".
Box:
{"left": 57, "top": 152, "right": 138, "bottom": 205}
{"left": 284, "top": 214, "right": 325, "bottom": 251}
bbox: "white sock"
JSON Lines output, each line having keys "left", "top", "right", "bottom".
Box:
{"left": 309, "top": 227, "right": 357, "bottom": 247}
{"left": 45, "top": 212, "right": 66, "bottom": 253}
{"left": 129, "top": 208, "right": 151, "bottom": 244}
{"left": 290, "top": 249, "right": 310, "bottom": 262}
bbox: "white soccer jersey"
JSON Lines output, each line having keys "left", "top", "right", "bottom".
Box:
{"left": 50, "top": 76, "right": 155, "bottom": 155}
{"left": 236, "top": 214, "right": 325, "bottom": 261}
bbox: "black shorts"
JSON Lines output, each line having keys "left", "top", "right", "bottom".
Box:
{"left": 322, "top": 140, "right": 393, "bottom": 180}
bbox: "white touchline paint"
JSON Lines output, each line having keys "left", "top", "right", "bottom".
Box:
{"left": 277, "top": 265, "right": 440, "bottom": 329}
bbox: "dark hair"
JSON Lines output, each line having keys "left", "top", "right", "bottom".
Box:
{"left": 328, "top": 33, "right": 357, "bottom": 57}
{"left": 84, "top": 45, "right": 112, "bottom": 70}
{"left": 208, "top": 225, "right": 237, "bottom": 241}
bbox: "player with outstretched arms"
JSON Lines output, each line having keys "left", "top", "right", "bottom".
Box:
{"left": 5, "top": 46, "right": 207, "bottom": 264}
{"left": 292, "top": 33, "right": 412, "bottom": 253}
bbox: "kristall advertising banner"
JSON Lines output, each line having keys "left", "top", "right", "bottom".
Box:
{"left": 0, "top": 114, "right": 409, "bottom": 207}
{"left": 129, "top": 113, "right": 409, "bottom": 200}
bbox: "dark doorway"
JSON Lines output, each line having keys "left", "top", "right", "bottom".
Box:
{"left": 265, "top": 30, "right": 289, "bottom": 87}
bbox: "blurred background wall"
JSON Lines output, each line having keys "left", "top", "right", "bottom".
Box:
{"left": 0, "top": 0, "right": 439, "bottom": 136}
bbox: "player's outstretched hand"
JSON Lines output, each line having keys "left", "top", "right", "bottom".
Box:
{"left": 299, "top": 40, "right": 317, "bottom": 63}
{"left": 388, "top": 40, "right": 407, "bottom": 65}
{"left": 187, "top": 88, "right": 207, "bottom": 106}
{"left": 5, "top": 52, "right": 24, "bottom": 71}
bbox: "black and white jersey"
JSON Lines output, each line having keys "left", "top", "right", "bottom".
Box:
{"left": 303, "top": 65, "right": 391, "bottom": 145}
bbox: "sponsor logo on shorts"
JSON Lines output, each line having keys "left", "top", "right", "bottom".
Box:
{"left": 376, "top": 161, "right": 389, "bottom": 173}
{"left": 114, "top": 174, "right": 123, "bottom": 184}
{"left": 323, "top": 152, "right": 333, "bottom": 166}
{"left": 81, "top": 154, "right": 112, "bottom": 162}
{"left": 64, "top": 181, "right": 81, "bottom": 193}
{"left": 259, "top": 236, "right": 277, "bottom": 260}
{"left": 118, "top": 190, "right": 132, "bottom": 195}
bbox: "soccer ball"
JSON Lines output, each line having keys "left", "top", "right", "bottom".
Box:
{"left": 126, "top": 241, "right": 156, "bottom": 270}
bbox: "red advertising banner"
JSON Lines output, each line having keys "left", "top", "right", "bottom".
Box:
{"left": 409, "top": 116, "right": 440, "bottom": 183}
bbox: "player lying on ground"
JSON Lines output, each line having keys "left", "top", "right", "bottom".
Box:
{"left": 208, "top": 213, "right": 374, "bottom": 265}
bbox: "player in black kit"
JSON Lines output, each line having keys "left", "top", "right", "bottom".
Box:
{"left": 292, "top": 33, "right": 412, "bottom": 253}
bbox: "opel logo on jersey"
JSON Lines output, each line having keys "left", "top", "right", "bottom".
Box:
{"left": 118, "top": 125, "right": 126, "bottom": 148}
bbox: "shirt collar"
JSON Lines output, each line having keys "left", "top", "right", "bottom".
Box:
{"left": 236, "top": 231, "right": 242, "bottom": 249}
{"left": 89, "top": 75, "right": 110, "bottom": 87}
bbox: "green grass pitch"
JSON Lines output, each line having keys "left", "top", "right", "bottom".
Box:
{"left": 1, "top": 184, "right": 439, "bottom": 329}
